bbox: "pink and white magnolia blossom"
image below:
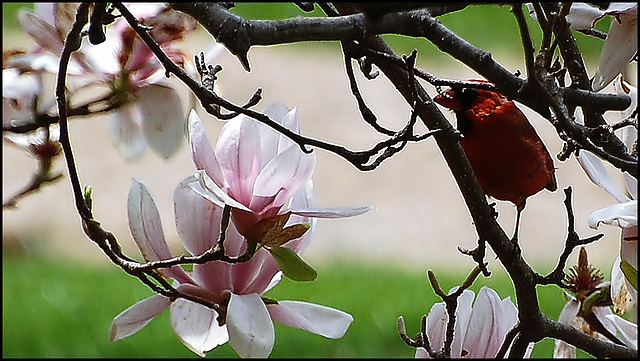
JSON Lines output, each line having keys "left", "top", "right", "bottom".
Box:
{"left": 416, "top": 286, "right": 534, "bottom": 358}
{"left": 111, "top": 102, "right": 371, "bottom": 357}
{"left": 84, "top": 3, "right": 199, "bottom": 160}
{"left": 184, "top": 102, "right": 372, "bottom": 237}
{"left": 110, "top": 178, "right": 356, "bottom": 357}
{"left": 11, "top": 3, "right": 202, "bottom": 160}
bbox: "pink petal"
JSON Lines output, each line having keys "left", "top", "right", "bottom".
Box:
{"left": 18, "top": 10, "right": 63, "bottom": 55}
{"left": 258, "top": 102, "right": 296, "bottom": 159}
{"left": 227, "top": 293, "right": 275, "bottom": 358}
{"left": 110, "top": 294, "right": 171, "bottom": 342}
{"left": 138, "top": 84, "right": 185, "bottom": 159}
{"left": 127, "top": 179, "right": 191, "bottom": 282}
{"left": 463, "top": 287, "right": 517, "bottom": 358}
{"left": 253, "top": 145, "right": 316, "bottom": 207}
{"left": 424, "top": 288, "right": 474, "bottom": 357}
{"left": 184, "top": 171, "right": 252, "bottom": 212}
{"left": 187, "top": 109, "right": 226, "bottom": 186}
{"left": 174, "top": 179, "right": 224, "bottom": 256}
{"left": 267, "top": 301, "right": 353, "bottom": 338}
{"left": 170, "top": 297, "right": 229, "bottom": 357}
{"left": 232, "top": 248, "right": 279, "bottom": 295}
{"left": 216, "top": 115, "right": 263, "bottom": 204}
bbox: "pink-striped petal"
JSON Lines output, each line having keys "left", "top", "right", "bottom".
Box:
{"left": 227, "top": 293, "right": 275, "bottom": 358}
{"left": 216, "top": 115, "right": 263, "bottom": 204}
{"left": 170, "top": 297, "right": 229, "bottom": 357}
{"left": 267, "top": 301, "right": 353, "bottom": 338}
{"left": 463, "top": 287, "right": 517, "bottom": 358}
{"left": 127, "top": 179, "right": 191, "bottom": 282}
{"left": 187, "top": 109, "right": 225, "bottom": 186}
{"left": 110, "top": 294, "right": 171, "bottom": 342}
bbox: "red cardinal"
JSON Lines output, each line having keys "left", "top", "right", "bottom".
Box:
{"left": 434, "top": 81, "right": 557, "bottom": 241}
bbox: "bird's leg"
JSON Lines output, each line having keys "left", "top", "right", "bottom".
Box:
{"left": 511, "top": 202, "right": 525, "bottom": 254}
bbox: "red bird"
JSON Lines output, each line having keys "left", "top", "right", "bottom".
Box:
{"left": 434, "top": 82, "right": 557, "bottom": 241}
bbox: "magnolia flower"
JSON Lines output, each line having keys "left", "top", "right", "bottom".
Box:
{"left": 577, "top": 78, "right": 637, "bottom": 314}
{"left": 527, "top": 3, "right": 638, "bottom": 91}
{"left": 87, "top": 3, "right": 198, "bottom": 160}
{"left": 554, "top": 248, "right": 637, "bottom": 357}
{"left": 111, "top": 102, "right": 371, "bottom": 357}
{"left": 185, "top": 102, "right": 372, "bottom": 237}
{"left": 2, "top": 68, "right": 42, "bottom": 127}
{"left": 416, "top": 286, "right": 533, "bottom": 358}
{"left": 110, "top": 179, "right": 355, "bottom": 357}
{"left": 12, "top": 3, "right": 201, "bottom": 160}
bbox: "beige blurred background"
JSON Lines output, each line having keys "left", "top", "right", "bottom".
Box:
{"left": 3, "top": 25, "right": 630, "bottom": 276}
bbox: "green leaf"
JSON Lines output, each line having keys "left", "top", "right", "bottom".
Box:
{"left": 268, "top": 246, "right": 317, "bottom": 282}
{"left": 620, "top": 260, "right": 638, "bottom": 291}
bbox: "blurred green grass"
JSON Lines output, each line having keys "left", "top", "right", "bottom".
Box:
{"left": 3, "top": 253, "right": 590, "bottom": 358}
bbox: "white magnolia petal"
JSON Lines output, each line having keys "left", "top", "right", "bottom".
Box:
{"left": 592, "top": 16, "right": 638, "bottom": 91}
{"left": 554, "top": 298, "right": 580, "bottom": 358}
{"left": 267, "top": 301, "right": 353, "bottom": 338}
{"left": 625, "top": 172, "right": 638, "bottom": 200}
{"left": 227, "top": 293, "right": 275, "bottom": 358}
{"left": 170, "top": 298, "right": 229, "bottom": 357}
{"left": 577, "top": 151, "right": 630, "bottom": 203}
{"left": 604, "top": 313, "right": 638, "bottom": 350}
{"left": 605, "top": 3, "right": 638, "bottom": 13}
{"left": 621, "top": 226, "right": 638, "bottom": 268}
{"left": 554, "top": 338, "right": 577, "bottom": 358}
{"left": 611, "top": 257, "right": 634, "bottom": 314}
{"left": 187, "top": 109, "right": 226, "bottom": 186}
{"left": 289, "top": 206, "right": 374, "bottom": 218}
{"left": 588, "top": 200, "right": 638, "bottom": 229}
{"left": 110, "top": 294, "right": 171, "bottom": 342}
{"left": 592, "top": 306, "right": 619, "bottom": 340}
{"left": 109, "top": 105, "right": 146, "bottom": 160}
{"left": 186, "top": 170, "right": 252, "bottom": 212}
{"left": 2, "top": 68, "right": 39, "bottom": 100}
{"left": 616, "top": 78, "right": 638, "bottom": 121}
{"left": 138, "top": 84, "right": 185, "bottom": 159}
{"left": 566, "top": 3, "right": 606, "bottom": 29}
{"left": 558, "top": 298, "right": 581, "bottom": 326}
